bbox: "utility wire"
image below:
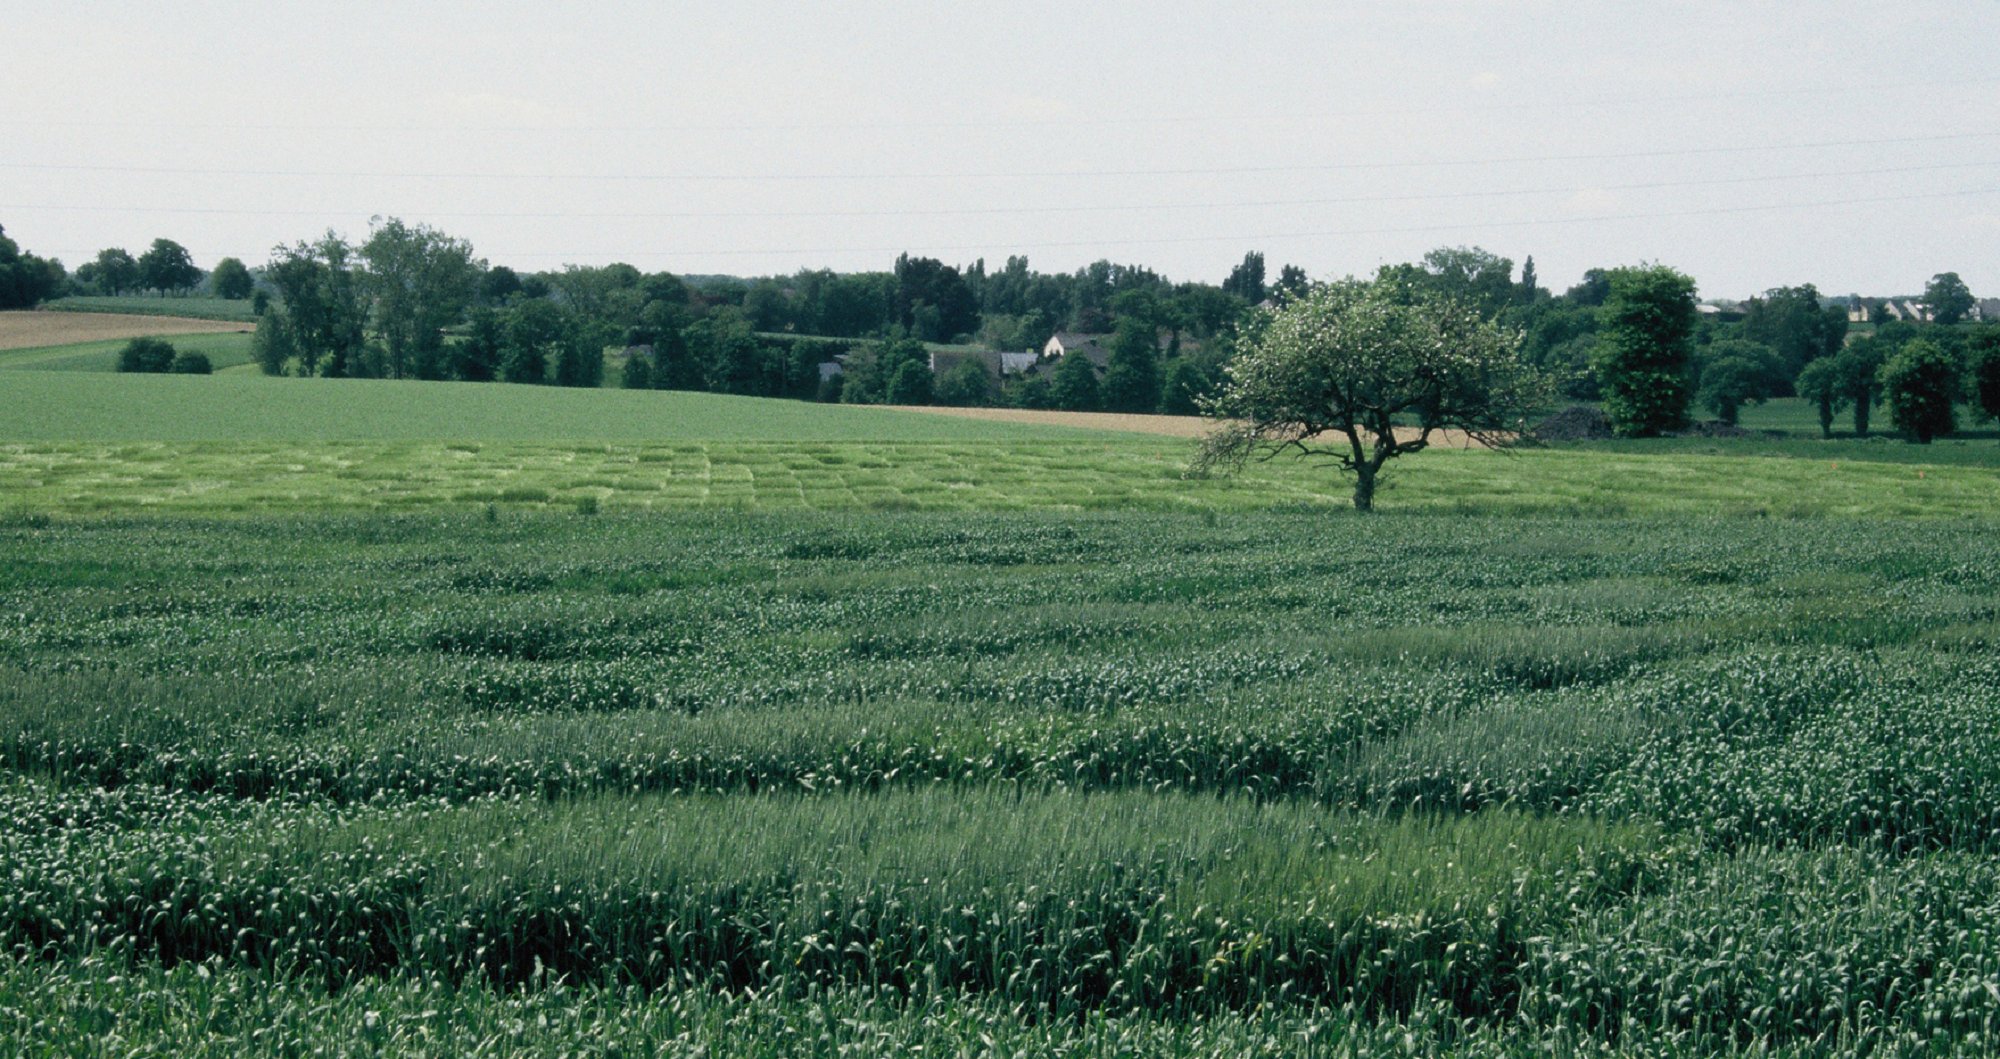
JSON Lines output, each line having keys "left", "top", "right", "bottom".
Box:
{"left": 6, "top": 74, "right": 1997, "bottom": 134}
{"left": 7, "top": 160, "right": 1993, "bottom": 221}
{"left": 5, "top": 131, "right": 1996, "bottom": 183}
{"left": 69, "top": 183, "right": 1991, "bottom": 264}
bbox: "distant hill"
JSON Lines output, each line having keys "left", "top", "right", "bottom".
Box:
{"left": 0, "top": 372, "right": 1119, "bottom": 443}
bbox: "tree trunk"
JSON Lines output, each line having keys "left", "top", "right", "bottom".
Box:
{"left": 1818, "top": 397, "right": 1834, "bottom": 439}
{"left": 1352, "top": 463, "right": 1377, "bottom": 511}
{"left": 1855, "top": 398, "right": 1870, "bottom": 437}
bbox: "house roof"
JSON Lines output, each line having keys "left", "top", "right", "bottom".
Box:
{"left": 928, "top": 350, "right": 1004, "bottom": 375}
{"left": 1046, "top": 332, "right": 1106, "bottom": 351}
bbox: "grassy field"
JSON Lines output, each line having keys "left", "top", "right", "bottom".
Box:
{"left": 0, "top": 330, "right": 256, "bottom": 373}
{"left": 8, "top": 368, "right": 2000, "bottom": 1055}
{"left": 5, "top": 510, "right": 2000, "bottom": 1054}
{"left": 41, "top": 294, "right": 262, "bottom": 321}
{"left": 0, "top": 372, "right": 1123, "bottom": 442}
{"left": 1, "top": 375, "right": 1997, "bottom": 519}
{"left": 1, "top": 435, "right": 1994, "bottom": 518}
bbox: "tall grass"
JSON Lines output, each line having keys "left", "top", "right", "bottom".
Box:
{"left": 5, "top": 509, "right": 2000, "bottom": 1050}
{"left": 0, "top": 779, "right": 1668, "bottom": 1015}
{"left": 2, "top": 512, "right": 1997, "bottom": 837}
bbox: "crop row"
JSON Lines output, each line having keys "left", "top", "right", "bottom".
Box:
{"left": 15, "top": 958, "right": 2000, "bottom": 1059}
{"left": 0, "top": 781, "right": 1667, "bottom": 1011}
{"left": 9, "top": 778, "right": 2000, "bottom": 1047}
{"left": 6, "top": 649, "right": 2000, "bottom": 853}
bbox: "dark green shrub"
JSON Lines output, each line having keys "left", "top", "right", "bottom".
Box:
{"left": 117, "top": 337, "right": 177, "bottom": 373}
{"left": 169, "top": 351, "right": 212, "bottom": 374}
{"left": 886, "top": 360, "right": 934, "bottom": 405}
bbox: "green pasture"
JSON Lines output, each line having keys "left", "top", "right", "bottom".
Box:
{"left": 1741, "top": 393, "right": 1998, "bottom": 441}
{"left": 1735, "top": 395, "right": 1847, "bottom": 434}
{"left": 41, "top": 294, "right": 261, "bottom": 321}
{"left": 0, "top": 434, "right": 1993, "bottom": 518}
{"left": 0, "top": 330, "right": 256, "bottom": 373}
{"left": 0, "top": 371, "right": 1117, "bottom": 443}
{"left": 1, "top": 367, "right": 1993, "bottom": 519}
{"left": 1576, "top": 431, "right": 2000, "bottom": 470}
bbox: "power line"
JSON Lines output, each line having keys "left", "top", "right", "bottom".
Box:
{"left": 67, "top": 183, "right": 1992, "bottom": 264}
{"left": 492, "top": 184, "right": 2000, "bottom": 258}
{"left": 6, "top": 74, "right": 1996, "bottom": 134}
{"left": 5, "top": 132, "right": 1996, "bottom": 184}
{"left": 7, "top": 160, "right": 1993, "bottom": 222}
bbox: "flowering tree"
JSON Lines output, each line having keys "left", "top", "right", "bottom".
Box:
{"left": 1191, "top": 277, "right": 1543, "bottom": 511}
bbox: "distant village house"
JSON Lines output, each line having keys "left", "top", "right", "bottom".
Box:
{"left": 1042, "top": 332, "right": 1112, "bottom": 370}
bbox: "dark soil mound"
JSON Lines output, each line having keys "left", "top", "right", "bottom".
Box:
{"left": 1531, "top": 405, "right": 1614, "bottom": 442}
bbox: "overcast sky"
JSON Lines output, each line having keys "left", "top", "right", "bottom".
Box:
{"left": 4, "top": 1, "right": 1997, "bottom": 300}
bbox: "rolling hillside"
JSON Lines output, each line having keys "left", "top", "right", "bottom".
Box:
{"left": 0, "top": 371, "right": 1117, "bottom": 442}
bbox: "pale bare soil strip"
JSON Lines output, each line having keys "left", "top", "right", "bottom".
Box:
{"left": 878, "top": 405, "right": 1493, "bottom": 448}
{"left": 0, "top": 311, "right": 253, "bottom": 351}
{"left": 879, "top": 406, "right": 1215, "bottom": 437}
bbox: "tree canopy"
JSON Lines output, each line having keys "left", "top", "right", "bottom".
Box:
{"left": 1879, "top": 338, "right": 1960, "bottom": 443}
{"left": 139, "top": 238, "right": 201, "bottom": 295}
{"left": 1192, "top": 276, "right": 1543, "bottom": 511}
{"left": 209, "top": 257, "right": 254, "bottom": 300}
{"left": 1923, "top": 272, "right": 1976, "bottom": 326}
{"left": 1101, "top": 317, "right": 1161, "bottom": 413}
{"left": 1050, "top": 350, "right": 1102, "bottom": 412}
{"left": 1592, "top": 265, "right": 1698, "bottom": 437}
{"left": 1738, "top": 284, "right": 1845, "bottom": 383}
{"left": 0, "top": 223, "right": 62, "bottom": 309}
{"left": 1380, "top": 247, "right": 1517, "bottom": 319}
{"left": 79, "top": 248, "right": 140, "bottom": 296}
{"left": 893, "top": 255, "right": 979, "bottom": 343}
{"left": 1970, "top": 329, "right": 2000, "bottom": 425}
{"left": 1222, "top": 252, "right": 1266, "bottom": 304}
{"left": 1793, "top": 356, "right": 1849, "bottom": 439}
{"left": 265, "top": 233, "right": 367, "bottom": 377}
{"left": 360, "top": 217, "right": 481, "bottom": 380}
{"left": 1696, "top": 338, "right": 1785, "bottom": 425}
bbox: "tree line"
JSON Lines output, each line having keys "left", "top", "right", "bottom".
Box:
{"left": 1575, "top": 264, "right": 1999, "bottom": 443}
{"left": 1356, "top": 247, "right": 1996, "bottom": 443}
{"left": 1196, "top": 261, "right": 1997, "bottom": 512}
{"left": 5, "top": 214, "right": 1993, "bottom": 438}
{"left": 0, "top": 224, "right": 65, "bottom": 309}
{"left": 227, "top": 219, "right": 1290, "bottom": 404}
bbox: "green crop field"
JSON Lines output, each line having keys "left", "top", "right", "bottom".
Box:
{"left": 40, "top": 294, "right": 262, "bottom": 321}
{"left": 0, "top": 330, "right": 257, "bottom": 373}
{"left": 3, "top": 374, "right": 2000, "bottom": 521}
{"left": 0, "top": 372, "right": 1125, "bottom": 443}
{"left": 8, "top": 369, "right": 2000, "bottom": 1056}
{"left": 3, "top": 434, "right": 1997, "bottom": 520}
{"left": 5, "top": 510, "right": 2000, "bottom": 1055}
